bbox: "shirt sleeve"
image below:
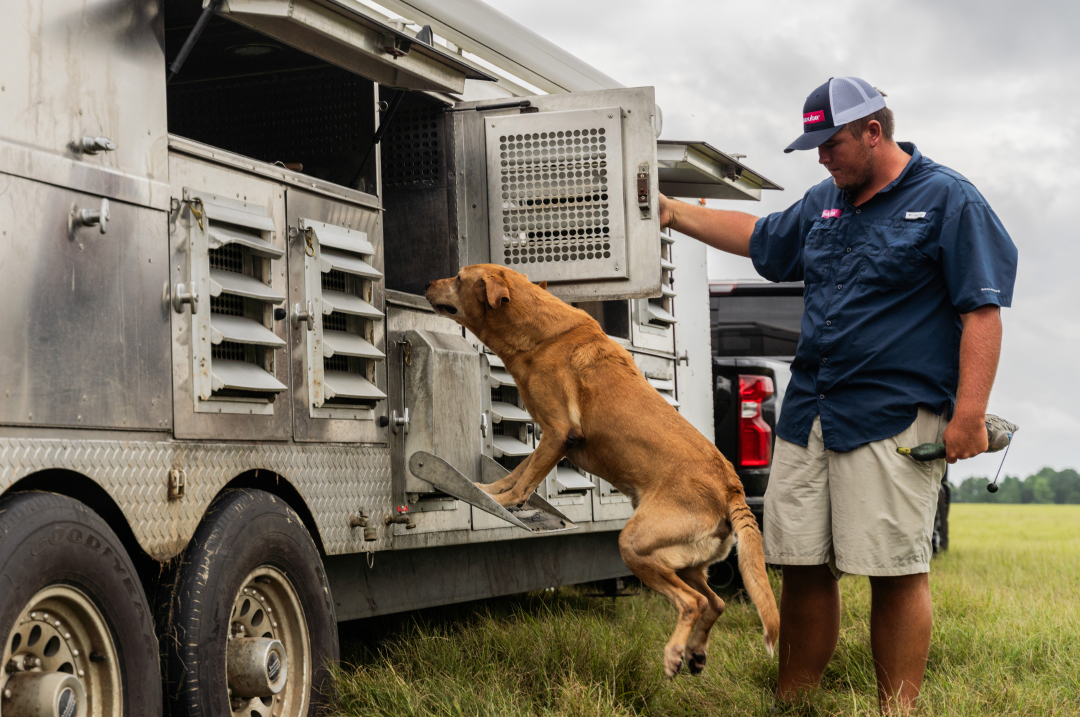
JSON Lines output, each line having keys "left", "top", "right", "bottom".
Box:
{"left": 749, "top": 193, "right": 812, "bottom": 283}
{"left": 937, "top": 201, "right": 1018, "bottom": 313}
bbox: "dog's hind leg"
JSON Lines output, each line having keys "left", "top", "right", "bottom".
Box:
{"left": 619, "top": 524, "right": 708, "bottom": 678}
{"left": 680, "top": 566, "right": 726, "bottom": 676}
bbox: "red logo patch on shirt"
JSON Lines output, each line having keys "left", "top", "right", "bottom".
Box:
{"left": 803, "top": 110, "right": 825, "bottom": 125}
{"left": 821, "top": 209, "right": 842, "bottom": 219}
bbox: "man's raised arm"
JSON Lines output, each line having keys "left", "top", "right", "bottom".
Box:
{"left": 659, "top": 194, "right": 760, "bottom": 258}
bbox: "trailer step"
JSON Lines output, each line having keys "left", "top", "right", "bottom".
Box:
{"left": 408, "top": 452, "right": 577, "bottom": 533}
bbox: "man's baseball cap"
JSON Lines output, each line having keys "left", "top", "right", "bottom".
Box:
{"left": 785, "top": 77, "right": 887, "bottom": 153}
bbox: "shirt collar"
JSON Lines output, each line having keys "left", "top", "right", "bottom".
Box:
{"left": 880, "top": 142, "right": 921, "bottom": 193}
{"left": 842, "top": 142, "right": 922, "bottom": 204}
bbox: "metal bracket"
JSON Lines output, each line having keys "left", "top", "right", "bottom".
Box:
{"left": 168, "top": 469, "right": 186, "bottom": 501}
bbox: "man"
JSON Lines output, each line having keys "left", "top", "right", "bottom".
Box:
{"left": 659, "top": 77, "right": 1017, "bottom": 713}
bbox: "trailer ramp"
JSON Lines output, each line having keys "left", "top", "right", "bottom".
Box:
{"left": 408, "top": 452, "right": 576, "bottom": 533}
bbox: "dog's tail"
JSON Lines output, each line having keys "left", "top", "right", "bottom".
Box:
{"left": 730, "top": 497, "right": 779, "bottom": 656}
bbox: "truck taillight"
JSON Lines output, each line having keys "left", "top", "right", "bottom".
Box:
{"left": 739, "top": 375, "right": 774, "bottom": 468}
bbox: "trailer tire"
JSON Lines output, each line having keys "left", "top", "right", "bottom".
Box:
{"left": 0, "top": 491, "right": 161, "bottom": 717}
{"left": 161, "top": 489, "right": 338, "bottom": 717}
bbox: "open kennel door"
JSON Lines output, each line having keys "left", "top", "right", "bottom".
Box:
{"left": 656, "top": 140, "right": 782, "bottom": 201}
{"left": 448, "top": 87, "right": 663, "bottom": 302}
{"left": 212, "top": 0, "right": 496, "bottom": 94}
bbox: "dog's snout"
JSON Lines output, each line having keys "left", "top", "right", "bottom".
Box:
{"left": 426, "top": 281, "right": 434, "bottom": 291}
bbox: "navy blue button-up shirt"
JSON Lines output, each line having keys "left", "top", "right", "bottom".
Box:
{"left": 750, "top": 143, "right": 1018, "bottom": 452}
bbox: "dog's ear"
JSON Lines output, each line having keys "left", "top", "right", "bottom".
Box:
{"left": 483, "top": 274, "right": 511, "bottom": 309}
{"left": 535, "top": 280, "right": 548, "bottom": 291}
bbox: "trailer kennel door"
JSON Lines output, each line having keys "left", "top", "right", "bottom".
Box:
{"left": 449, "top": 88, "right": 662, "bottom": 302}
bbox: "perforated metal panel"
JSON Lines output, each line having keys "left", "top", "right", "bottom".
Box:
{"left": 486, "top": 107, "right": 627, "bottom": 283}
{"left": 168, "top": 65, "right": 376, "bottom": 191}
{"left": 382, "top": 104, "right": 446, "bottom": 189}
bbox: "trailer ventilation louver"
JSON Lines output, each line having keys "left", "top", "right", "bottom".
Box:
{"left": 483, "top": 352, "right": 535, "bottom": 464}
{"left": 487, "top": 107, "right": 627, "bottom": 284}
{"left": 302, "top": 219, "right": 386, "bottom": 418}
{"left": 645, "top": 233, "right": 677, "bottom": 328}
{"left": 183, "top": 191, "right": 287, "bottom": 411}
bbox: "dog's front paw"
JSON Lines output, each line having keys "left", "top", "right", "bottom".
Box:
{"left": 663, "top": 644, "right": 685, "bottom": 679}
{"left": 687, "top": 651, "right": 707, "bottom": 676}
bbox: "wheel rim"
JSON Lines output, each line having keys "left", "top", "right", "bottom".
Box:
{"left": 228, "top": 566, "right": 310, "bottom": 717}
{"left": 1, "top": 585, "right": 122, "bottom": 717}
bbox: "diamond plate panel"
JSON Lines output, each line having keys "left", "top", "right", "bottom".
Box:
{"left": 0, "top": 438, "right": 391, "bottom": 561}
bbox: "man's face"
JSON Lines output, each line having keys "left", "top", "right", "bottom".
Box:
{"left": 817, "top": 128, "right": 874, "bottom": 192}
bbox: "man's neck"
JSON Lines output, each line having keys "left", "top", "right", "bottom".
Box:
{"left": 850, "top": 141, "right": 912, "bottom": 206}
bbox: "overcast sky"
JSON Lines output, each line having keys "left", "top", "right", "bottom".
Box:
{"left": 486, "top": 0, "right": 1078, "bottom": 483}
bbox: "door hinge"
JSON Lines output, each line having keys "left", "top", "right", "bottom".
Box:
{"left": 637, "top": 163, "right": 651, "bottom": 219}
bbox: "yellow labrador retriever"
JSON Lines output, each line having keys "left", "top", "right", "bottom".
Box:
{"left": 426, "top": 264, "right": 779, "bottom": 678}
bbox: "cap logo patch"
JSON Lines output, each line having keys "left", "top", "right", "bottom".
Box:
{"left": 905, "top": 212, "right": 927, "bottom": 220}
{"left": 821, "top": 209, "right": 842, "bottom": 219}
{"left": 803, "top": 110, "right": 825, "bottom": 125}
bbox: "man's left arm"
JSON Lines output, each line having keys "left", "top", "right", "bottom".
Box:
{"left": 937, "top": 196, "right": 1017, "bottom": 463}
{"left": 943, "top": 305, "right": 1002, "bottom": 463}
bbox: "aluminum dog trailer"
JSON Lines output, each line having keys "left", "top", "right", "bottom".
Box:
{"left": 0, "top": 0, "right": 778, "bottom": 714}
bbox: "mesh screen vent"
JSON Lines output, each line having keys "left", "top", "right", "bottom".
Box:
{"left": 209, "top": 244, "right": 244, "bottom": 273}
{"left": 323, "top": 311, "right": 348, "bottom": 332}
{"left": 498, "top": 128, "right": 611, "bottom": 267}
{"left": 167, "top": 66, "right": 374, "bottom": 189}
{"left": 324, "top": 355, "right": 366, "bottom": 374}
{"left": 321, "top": 269, "right": 349, "bottom": 293}
{"left": 486, "top": 107, "right": 626, "bottom": 284}
{"left": 212, "top": 341, "right": 247, "bottom": 362}
{"left": 210, "top": 293, "right": 244, "bottom": 316}
{"left": 382, "top": 104, "right": 445, "bottom": 189}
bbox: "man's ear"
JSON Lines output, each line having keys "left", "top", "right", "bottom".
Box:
{"left": 535, "top": 280, "right": 548, "bottom": 291}
{"left": 483, "top": 275, "right": 511, "bottom": 309}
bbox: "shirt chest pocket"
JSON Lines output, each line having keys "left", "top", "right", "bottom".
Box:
{"left": 802, "top": 220, "right": 838, "bottom": 284}
{"left": 859, "top": 219, "right": 933, "bottom": 287}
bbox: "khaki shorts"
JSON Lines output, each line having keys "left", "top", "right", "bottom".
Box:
{"left": 763, "top": 409, "right": 947, "bottom": 578}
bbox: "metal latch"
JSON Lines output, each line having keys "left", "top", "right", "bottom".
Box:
{"left": 292, "top": 302, "right": 312, "bottom": 329}
{"left": 168, "top": 469, "right": 186, "bottom": 501}
{"left": 173, "top": 283, "right": 199, "bottom": 314}
{"left": 637, "top": 163, "right": 651, "bottom": 218}
{"left": 391, "top": 408, "right": 410, "bottom": 435}
{"left": 480, "top": 413, "right": 489, "bottom": 438}
{"left": 70, "top": 198, "right": 110, "bottom": 235}
{"left": 78, "top": 136, "right": 116, "bottom": 155}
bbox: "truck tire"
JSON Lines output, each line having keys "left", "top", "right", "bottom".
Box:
{"left": 0, "top": 491, "right": 161, "bottom": 717}
{"left": 161, "top": 489, "right": 338, "bottom": 717}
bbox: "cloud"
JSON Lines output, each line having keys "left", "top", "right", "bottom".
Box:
{"left": 486, "top": 0, "right": 1079, "bottom": 480}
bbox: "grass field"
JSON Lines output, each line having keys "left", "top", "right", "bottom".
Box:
{"left": 331, "top": 505, "right": 1080, "bottom": 716}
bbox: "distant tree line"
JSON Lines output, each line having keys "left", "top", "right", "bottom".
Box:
{"left": 951, "top": 467, "right": 1080, "bottom": 504}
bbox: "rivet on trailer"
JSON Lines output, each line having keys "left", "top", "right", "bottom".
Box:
{"left": 0, "top": 0, "right": 778, "bottom": 713}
